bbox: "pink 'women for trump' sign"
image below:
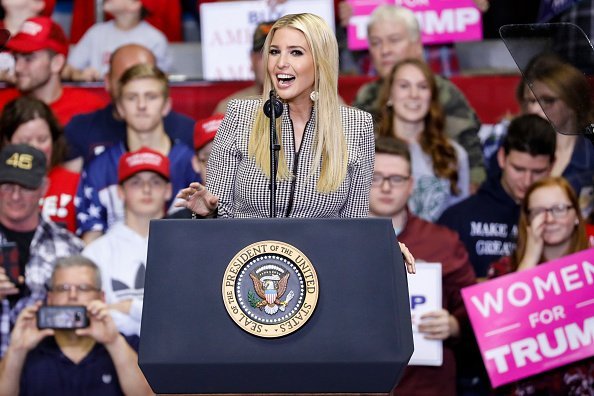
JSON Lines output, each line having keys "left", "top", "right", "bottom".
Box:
{"left": 347, "top": 0, "right": 482, "bottom": 50}
{"left": 461, "top": 248, "right": 594, "bottom": 388}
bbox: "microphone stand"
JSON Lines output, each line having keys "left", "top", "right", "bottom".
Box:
{"left": 264, "top": 90, "right": 283, "bottom": 218}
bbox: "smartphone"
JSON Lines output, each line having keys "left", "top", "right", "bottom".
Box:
{"left": 37, "top": 306, "right": 89, "bottom": 330}
{"left": 0, "top": 242, "right": 20, "bottom": 285}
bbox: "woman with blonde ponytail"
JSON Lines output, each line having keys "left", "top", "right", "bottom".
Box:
{"left": 177, "top": 13, "right": 375, "bottom": 219}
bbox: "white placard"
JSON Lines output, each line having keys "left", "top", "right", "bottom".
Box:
{"left": 200, "top": 0, "right": 335, "bottom": 81}
{"left": 407, "top": 262, "right": 443, "bottom": 366}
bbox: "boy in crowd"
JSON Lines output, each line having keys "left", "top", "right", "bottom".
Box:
{"left": 64, "top": 44, "right": 194, "bottom": 171}
{"left": 83, "top": 148, "right": 172, "bottom": 336}
{"left": 75, "top": 64, "right": 199, "bottom": 244}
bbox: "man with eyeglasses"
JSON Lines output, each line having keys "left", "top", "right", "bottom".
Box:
{"left": 0, "top": 255, "right": 153, "bottom": 395}
{"left": 369, "top": 136, "right": 476, "bottom": 396}
{"left": 83, "top": 148, "right": 171, "bottom": 336}
{"left": 0, "top": 144, "right": 83, "bottom": 356}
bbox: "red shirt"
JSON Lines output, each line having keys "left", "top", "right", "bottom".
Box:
{"left": 49, "top": 87, "right": 107, "bottom": 126}
{"left": 41, "top": 166, "right": 80, "bottom": 233}
{"left": 393, "top": 213, "right": 477, "bottom": 396}
{"left": 0, "top": 86, "right": 106, "bottom": 127}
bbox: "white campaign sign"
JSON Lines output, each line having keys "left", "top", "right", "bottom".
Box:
{"left": 200, "top": 0, "right": 335, "bottom": 81}
{"left": 407, "top": 262, "right": 443, "bottom": 366}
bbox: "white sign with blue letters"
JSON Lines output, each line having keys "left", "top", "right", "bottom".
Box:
{"left": 407, "top": 262, "right": 443, "bottom": 366}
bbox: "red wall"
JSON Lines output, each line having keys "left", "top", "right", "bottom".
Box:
{"left": 75, "top": 74, "right": 522, "bottom": 124}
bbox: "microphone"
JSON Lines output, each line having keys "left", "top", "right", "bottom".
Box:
{"left": 263, "top": 90, "right": 283, "bottom": 118}
{"left": 263, "top": 90, "right": 282, "bottom": 218}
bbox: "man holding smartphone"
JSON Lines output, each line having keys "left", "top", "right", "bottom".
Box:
{"left": 0, "top": 255, "right": 153, "bottom": 396}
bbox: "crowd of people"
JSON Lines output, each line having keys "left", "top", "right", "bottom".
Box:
{"left": 0, "top": 0, "right": 592, "bottom": 395}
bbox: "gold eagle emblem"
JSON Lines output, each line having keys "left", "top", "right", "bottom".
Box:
{"left": 249, "top": 271, "right": 293, "bottom": 315}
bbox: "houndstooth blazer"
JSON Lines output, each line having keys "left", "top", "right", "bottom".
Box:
{"left": 206, "top": 99, "right": 374, "bottom": 218}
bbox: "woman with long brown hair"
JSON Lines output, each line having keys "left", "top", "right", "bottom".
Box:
{"left": 376, "top": 58, "right": 470, "bottom": 221}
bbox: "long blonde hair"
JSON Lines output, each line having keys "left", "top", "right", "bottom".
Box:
{"left": 249, "top": 13, "right": 346, "bottom": 193}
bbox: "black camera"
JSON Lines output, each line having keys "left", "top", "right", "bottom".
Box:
{"left": 37, "top": 306, "right": 89, "bottom": 330}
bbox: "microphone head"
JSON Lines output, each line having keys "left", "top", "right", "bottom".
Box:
{"left": 263, "top": 98, "right": 283, "bottom": 119}
{"left": 264, "top": 90, "right": 283, "bottom": 118}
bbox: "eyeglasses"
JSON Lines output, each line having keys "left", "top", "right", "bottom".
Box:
{"left": 0, "top": 184, "right": 38, "bottom": 196}
{"left": 527, "top": 203, "right": 574, "bottom": 221}
{"left": 372, "top": 173, "right": 410, "bottom": 187}
{"left": 50, "top": 284, "right": 100, "bottom": 294}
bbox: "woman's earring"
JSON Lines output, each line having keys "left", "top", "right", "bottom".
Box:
{"left": 386, "top": 100, "right": 393, "bottom": 108}
{"left": 310, "top": 91, "right": 319, "bottom": 102}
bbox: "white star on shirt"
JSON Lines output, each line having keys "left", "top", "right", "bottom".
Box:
{"left": 88, "top": 204, "right": 101, "bottom": 218}
{"left": 77, "top": 212, "right": 89, "bottom": 223}
{"left": 84, "top": 186, "right": 94, "bottom": 199}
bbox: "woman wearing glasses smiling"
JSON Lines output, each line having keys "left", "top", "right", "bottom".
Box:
{"left": 489, "top": 176, "right": 589, "bottom": 276}
{"left": 488, "top": 178, "right": 593, "bottom": 396}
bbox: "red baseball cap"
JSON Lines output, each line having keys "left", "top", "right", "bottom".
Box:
{"left": 194, "top": 113, "right": 224, "bottom": 151}
{"left": 5, "top": 17, "right": 68, "bottom": 57}
{"left": 118, "top": 147, "right": 170, "bottom": 183}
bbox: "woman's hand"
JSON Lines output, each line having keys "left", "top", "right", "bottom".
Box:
{"left": 399, "top": 242, "right": 416, "bottom": 274}
{"left": 175, "top": 182, "right": 219, "bottom": 217}
{"left": 518, "top": 212, "right": 545, "bottom": 271}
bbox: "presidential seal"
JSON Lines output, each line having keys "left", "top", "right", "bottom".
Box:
{"left": 222, "top": 240, "right": 319, "bottom": 338}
